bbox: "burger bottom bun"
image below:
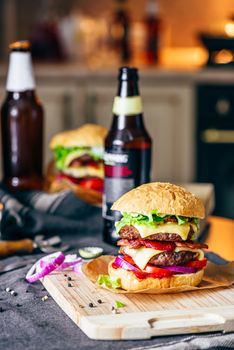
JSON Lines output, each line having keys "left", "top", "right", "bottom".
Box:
{"left": 108, "top": 260, "right": 204, "bottom": 291}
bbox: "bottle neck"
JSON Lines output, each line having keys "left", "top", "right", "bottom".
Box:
{"left": 6, "top": 51, "right": 35, "bottom": 92}
{"left": 111, "top": 114, "right": 145, "bottom": 130}
{"left": 6, "top": 90, "right": 36, "bottom": 100}
{"left": 112, "top": 78, "right": 143, "bottom": 116}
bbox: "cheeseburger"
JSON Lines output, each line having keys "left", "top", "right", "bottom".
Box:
{"left": 50, "top": 124, "right": 107, "bottom": 192}
{"left": 109, "top": 182, "right": 208, "bottom": 291}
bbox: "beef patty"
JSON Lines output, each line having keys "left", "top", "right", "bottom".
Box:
{"left": 69, "top": 154, "right": 103, "bottom": 167}
{"left": 119, "top": 225, "right": 194, "bottom": 242}
{"left": 119, "top": 247, "right": 196, "bottom": 266}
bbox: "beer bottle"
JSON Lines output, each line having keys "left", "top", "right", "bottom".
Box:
{"left": 103, "top": 67, "right": 152, "bottom": 245}
{"left": 1, "top": 41, "right": 44, "bottom": 190}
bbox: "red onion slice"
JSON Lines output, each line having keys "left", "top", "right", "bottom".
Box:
{"left": 40, "top": 254, "right": 83, "bottom": 270}
{"left": 114, "top": 255, "right": 141, "bottom": 273}
{"left": 73, "top": 262, "right": 83, "bottom": 274}
{"left": 60, "top": 255, "right": 83, "bottom": 269}
{"left": 160, "top": 265, "right": 197, "bottom": 274}
{"left": 26, "top": 252, "right": 65, "bottom": 283}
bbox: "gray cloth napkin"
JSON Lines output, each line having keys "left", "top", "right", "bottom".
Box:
{"left": 129, "top": 333, "right": 234, "bottom": 350}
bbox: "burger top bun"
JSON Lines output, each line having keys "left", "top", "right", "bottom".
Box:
{"left": 112, "top": 182, "right": 205, "bottom": 219}
{"left": 50, "top": 124, "right": 107, "bottom": 149}
{"left": 108, "top": 260, "right": 204, "bottom": 291}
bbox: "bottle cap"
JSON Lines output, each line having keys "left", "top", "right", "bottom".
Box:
{"left": 118, "top": 67, "right": 139, "bottom": 81}
{"left": 9, "top": 41, "right": 31, "bottom": 51}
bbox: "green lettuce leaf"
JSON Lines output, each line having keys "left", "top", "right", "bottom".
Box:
{"left": 176, "top": 216, "right": 189, "bottom": 225}
{"left": 115, "top": 211, "right": 199, "bottom": 233}
{"left": 97, "top": 274, "right": 121, "bottom": 289}
{"left": 53, "top": 145, "right": 103, "bottom": 170}
{"left": 115, "top": 300, "right": 126, "bottom": 308}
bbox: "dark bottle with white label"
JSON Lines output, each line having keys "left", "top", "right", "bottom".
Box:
{"left": 103, "top": 67, "right": 152, "bottom": 245}
{"left": 1, "top": 41, "right": 44, "bottom": 190}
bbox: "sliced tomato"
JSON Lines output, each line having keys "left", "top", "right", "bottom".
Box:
{"left": 117, "top": 239, "right": 175, "bottom": 251}
{"left": 112, "top": 262, "right": 119, "bottom": 269}
{"left": 78, "top": 178, "right": 103, "bottom": 192}
{"left": 123, "top": 255, "right": 136, "bottom": 266}
{"left": 144, "top": 264, "right": 174, "bottom": 277}
{"left": 57, "top": 173, "right": 81, "bottom": 185}
{"left": 186, "top": 258, "right": 207, "bottom": 268}
{"left": 122, "top": 256, "right": 174, "bottom": 279}
{"left": 142, "top": 240, "right": 175, "bottom": 251}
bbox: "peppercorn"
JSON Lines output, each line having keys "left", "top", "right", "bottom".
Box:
{"left": 10, "top": 290, "right": 17, "bottom": 296}
{"left": 97, "top": 299, "right": 102, "bottom": 304}
{"left": 68, "top": 283, "right": 72, "bottom": 287}
{"left": 67, "top": 277, "right": 72, "bottom": 281}
{"left": 89, "top": 302, "right": 94, "bottom": 308}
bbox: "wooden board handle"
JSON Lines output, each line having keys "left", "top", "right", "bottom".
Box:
{"left": 123, "top": 308, "right": 234, "bottom": 339}
{"left": 0, "top": 239, "right": 33, "bottom": 257}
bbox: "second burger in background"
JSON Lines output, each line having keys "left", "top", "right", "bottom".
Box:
{"left": 50, "top": 124, "right": 107, "bottom": 193}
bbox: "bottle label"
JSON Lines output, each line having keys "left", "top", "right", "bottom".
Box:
{"left": 103, "top": 148, "right": 151, "bottom": 222}
{"left": 6, "top": 52, "right": 35, "bottom": 92}
{"left": 112, "top": 96, "right": 143, "bottom": 115}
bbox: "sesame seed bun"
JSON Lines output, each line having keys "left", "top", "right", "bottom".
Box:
{"left": 108, "top": 260, "right": 204, "bottom": 291}
{"left": 112, "top": 182, "right": 205, "bottom": 219}
{"left": 50, "top": 124, "right": 107, "bottom": 149}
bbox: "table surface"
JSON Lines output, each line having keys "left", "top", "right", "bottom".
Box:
{"left": 0, "top": 213, "right": 233, "bottom": 350}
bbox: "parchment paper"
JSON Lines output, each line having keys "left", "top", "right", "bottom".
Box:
{"left": 82, "top": 255, "right": 234, "bottom": 294}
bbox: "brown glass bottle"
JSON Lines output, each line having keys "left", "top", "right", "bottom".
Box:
{"left": 112, "top": 0, "right": 131, "bottom": 62}
{"left": 1, "top": 41, "right": 44, "bottom": 190}
{"left": 103, "top": 67, "right": 152, "bottom": 245}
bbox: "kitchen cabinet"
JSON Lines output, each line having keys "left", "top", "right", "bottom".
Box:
{"left": 37, "top": 82, "right": 86, "bottom": 165}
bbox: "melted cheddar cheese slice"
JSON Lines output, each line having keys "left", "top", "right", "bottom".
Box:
{"left": 133, "top": 223, "right": 197, "bottom": 241}
{"left": 123, "top": 246, "right": 204, "bottom": 270}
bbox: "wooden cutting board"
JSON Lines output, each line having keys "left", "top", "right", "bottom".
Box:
{"left": 41, "top": 269, "right": 234, "bottom": 340}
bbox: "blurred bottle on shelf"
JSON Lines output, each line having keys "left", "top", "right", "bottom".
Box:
{"left": 112, "top": 0, "right": 132, "bottom": 63}
{"left": 144, "top": 0, "right": 161, "bottom": 65}
{"left": 1, "top": 41, "right": 44, "bottom": 190}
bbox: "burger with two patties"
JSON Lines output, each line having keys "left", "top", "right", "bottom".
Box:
{"left": 108, "top": 182, "right": 208, "bottom": 291}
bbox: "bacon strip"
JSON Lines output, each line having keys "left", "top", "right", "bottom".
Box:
{"left": 175, "top": 241, "right": 208, "bottom": 249}
{"left": 117, "top": 239, "right": 142, "bottom": 248}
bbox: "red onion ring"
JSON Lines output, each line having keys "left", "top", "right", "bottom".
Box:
{"left": 60, "top": 256, "right": 83, "bottom": 269}
{"left": 114, "top": 255, "right": 141, "bottom": 273}
{"left": 160, "top": 265, "right": 197, "bottom": 274}
{"left": 39, "top": 254, "right": 83, "bottom": 270}
{"left": 73, "top": 262, "right": 83, "bottom": 274}
{"left": 26, "top": 252, "right": 65, "bottom": 283}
